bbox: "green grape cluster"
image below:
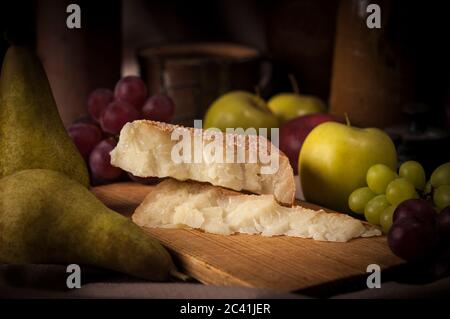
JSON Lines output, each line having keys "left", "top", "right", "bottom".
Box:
{"left": 348, "top": 161, "right": 450, "bottom": 234}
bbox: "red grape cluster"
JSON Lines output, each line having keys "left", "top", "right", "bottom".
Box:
{"left": 388, "top": 199, "right": 450, "bottom": 277}
{"left": 68, "top": 76, "right": 175, "bottom": 185}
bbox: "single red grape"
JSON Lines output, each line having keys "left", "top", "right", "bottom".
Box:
{"left": 89, "top": 138, "right": 123, "bottom": 182}
{"left": 87, "top": 88, "right": 114, "bottom": 123}
{"left": 68, "top": 122, "right": 103, "bottom": 160}
{"left": 114, "top": 76, "right": 148, "bottom": 109}
{"left": 388, "top": 217, "right": 438, "bottom": 261}
{"left": 393, "top": 199, "right": 437, "bottom": 226}
{"left": 142, "top": 94, "right": 175, "bottom": 123}
{"left": 100, "top": 100, "right": 141, "bottom": 135}
{"left": 73, "top": 115, "right": 98, "bottom": 126}
{"left": 438, "top": 206, "right": 450, "bottom": 242}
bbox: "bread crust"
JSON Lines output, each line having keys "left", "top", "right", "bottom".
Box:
{"left": 112, "top": 120, "right": 295, "bottom": 205}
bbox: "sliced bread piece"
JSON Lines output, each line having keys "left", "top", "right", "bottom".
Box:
{"left": 110, "top": 120, "right": 295, "bottom": 205}
{"left": 132, "top": 179, "right": 381, "bottom": 242}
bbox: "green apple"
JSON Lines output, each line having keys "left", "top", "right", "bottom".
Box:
{"left": 268, "top": 93, "right": 326, "bottom": 123}
{"left": 204, "top": 91, "right": 278, "bottom": 132}
{"left": 299, "top": 122, "right": 397, "bottom": 212}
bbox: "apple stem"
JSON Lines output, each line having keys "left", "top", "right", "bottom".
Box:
{"left": 254, "top": 85, "right": 261, "bottom": 98}
{"left": 288, "top": 74, "right": 299, "bottom": 95}
{"left": 344, "top": 112, "right": 351, "bottom": 127}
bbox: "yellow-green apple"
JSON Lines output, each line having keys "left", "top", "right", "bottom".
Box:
{"left": 280, "top": 113, "right": 338, "bottom": 172}
{"left": 204, "top": 91, "right": 278, "bottom": 132}
{"left": 299, "top": 122, "right": 397, "bottom": 212}
{"left": 268, "top": 93, "right": 326, "bottom": 123}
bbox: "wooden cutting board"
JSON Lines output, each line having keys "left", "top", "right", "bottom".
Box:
{"left": 92, "top": 182, "right": 403, "bottom": 292}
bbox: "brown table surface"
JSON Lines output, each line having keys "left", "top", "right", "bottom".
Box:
{"left": 1, "top": 263, "right": 449, "bottom": 298}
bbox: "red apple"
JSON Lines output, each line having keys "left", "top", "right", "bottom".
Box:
{"left": 279, "top": 113, "right": 337, "bottom": 172}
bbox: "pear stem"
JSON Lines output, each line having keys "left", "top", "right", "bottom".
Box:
{"left": 288, "top": 74, "right": 299, "bottom": 95}
{"left": 344, "top": 113, "right": 351, "bottom": 127}
{"left": 170, "top": 268, "right": 190, "bottom": 282}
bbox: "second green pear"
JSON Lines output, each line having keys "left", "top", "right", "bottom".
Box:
{"left": 0, "top": 169, "right": 173, "bottom": 281}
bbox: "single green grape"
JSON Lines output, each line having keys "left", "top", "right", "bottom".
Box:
{"left": 399, "top": 160, "right": 426, "bottom": 190}
{"left": 430, "top": 162, "right": 450, "bottom": 188}
{"left": 366, "top": 164, "right": 397, "bottom": 194}
{"left": 434, "top": 185, "right": 450, "bottom": 211}
{"left": 348, "top": 187, "right": 376, "bottom": 214}
{"left": 379, "top": 205, "right": 396, "bottom": 234}
{"left": 386, "top": 178, "right": 418, "bottom": 206}
{"left": 364, "top": 194, "right": 390, "bottom": 225}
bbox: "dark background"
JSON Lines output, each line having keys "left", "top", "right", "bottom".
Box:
{"left": 1, "top": 1, "right": 450, "bottom": 110}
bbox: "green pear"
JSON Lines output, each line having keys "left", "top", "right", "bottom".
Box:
{"left": 0, "top": 169, "right": 174, "bottom": 281}
{"left": 0, "top": 45, "right": 89, "bottom": 187}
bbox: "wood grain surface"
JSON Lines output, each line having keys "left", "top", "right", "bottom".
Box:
{"left": 92, "top": 182, "right": 403, "bottom": 292}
